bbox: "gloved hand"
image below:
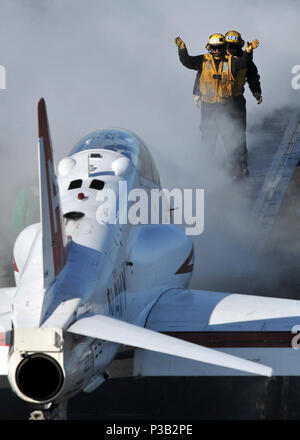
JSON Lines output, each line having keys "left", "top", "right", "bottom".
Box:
{"left": 193, "top": 95, "right": 200, "bottom": 108}
{"left": 254, "top": 92, "right": 263, "bottom": 104}
{"left": 245, "top": 39, "right": 259, "bottom": 52}
{"left": 175, "top": 36, "right": 186, "bottom": 50}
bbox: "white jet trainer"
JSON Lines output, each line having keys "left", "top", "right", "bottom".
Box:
{"left": 1, "top": 99, "right": 300, "bottom": 419}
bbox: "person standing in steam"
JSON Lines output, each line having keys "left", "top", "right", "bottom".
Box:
{"left": 175, "top": 33, "right": 259, "bottom": 179}
{"left": 225, "top": 30, "right": 262, "bottom": 176}
{"left": 193, "top": 30, "right": 262, "bottom": 176}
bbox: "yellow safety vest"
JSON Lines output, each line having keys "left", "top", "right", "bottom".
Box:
{"left": 232, "top": 67, "right": 247, "bottom": 96}
{"left": 199, "top": 54, "right": 235, "bottom": 104}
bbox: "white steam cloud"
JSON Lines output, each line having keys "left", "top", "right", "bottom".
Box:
{"left": 0, "top": 0, "right": 299, "bottom": 290}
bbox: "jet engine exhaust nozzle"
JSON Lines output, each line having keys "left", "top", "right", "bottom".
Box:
{"left": 16, "top": 353, "right": 64, "bottom": 402}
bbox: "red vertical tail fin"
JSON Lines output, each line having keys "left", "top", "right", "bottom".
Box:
{"left": 38, "top": 98, "right": 67, "bottom": 288}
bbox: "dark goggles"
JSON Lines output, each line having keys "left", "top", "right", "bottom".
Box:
{"left": 210, "top": 44, "right": 225, "bottom": 51}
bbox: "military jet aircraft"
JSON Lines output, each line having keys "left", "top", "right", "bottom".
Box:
{"left": 1, "top": 99, "right": 300, "bottom": 419}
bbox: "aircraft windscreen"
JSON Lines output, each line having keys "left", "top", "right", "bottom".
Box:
{"left": 70, "top": 129, "right": 160, "bottom": 185}
{"left": 70, "top": 129, "right": 138, "bottom": 164}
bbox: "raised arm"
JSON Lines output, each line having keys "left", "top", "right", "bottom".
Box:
{"left": 175, "top": 36, "right": 203, "bottom": 70}
{"left": 235, "top": 38, "right": 259, "bottom": 71}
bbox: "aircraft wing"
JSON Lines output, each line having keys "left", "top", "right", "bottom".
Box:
{"left": 132, "top": 288, "right": 300, "bottom": 376}
{"left": 0, "top": 287, "right": 15, "bottom": 375}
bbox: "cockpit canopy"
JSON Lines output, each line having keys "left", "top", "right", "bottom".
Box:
{"left": 70, "top": 128, "right": 160, "bottom": 186}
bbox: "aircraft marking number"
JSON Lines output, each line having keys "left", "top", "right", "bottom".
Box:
{"left": 106, "top": 269, "right": 126, "bottom": 317}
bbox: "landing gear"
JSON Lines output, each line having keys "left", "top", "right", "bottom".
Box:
{"left": 29, "top": 401, "right": 68, "bottom": 420}
{"left": 256, "top": 377, "right": 289, "bottom": 419}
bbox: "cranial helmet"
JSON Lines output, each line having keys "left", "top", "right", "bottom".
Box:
{"left": 206, "top": 33, "right": 225, "bottom": 51}
{"left": 224, "top": 30, "right": 245, "bottom": 48}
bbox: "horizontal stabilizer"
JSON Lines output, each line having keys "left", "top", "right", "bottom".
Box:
{"left": 68, "top": 314, "right": 272, "bottom": 377}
